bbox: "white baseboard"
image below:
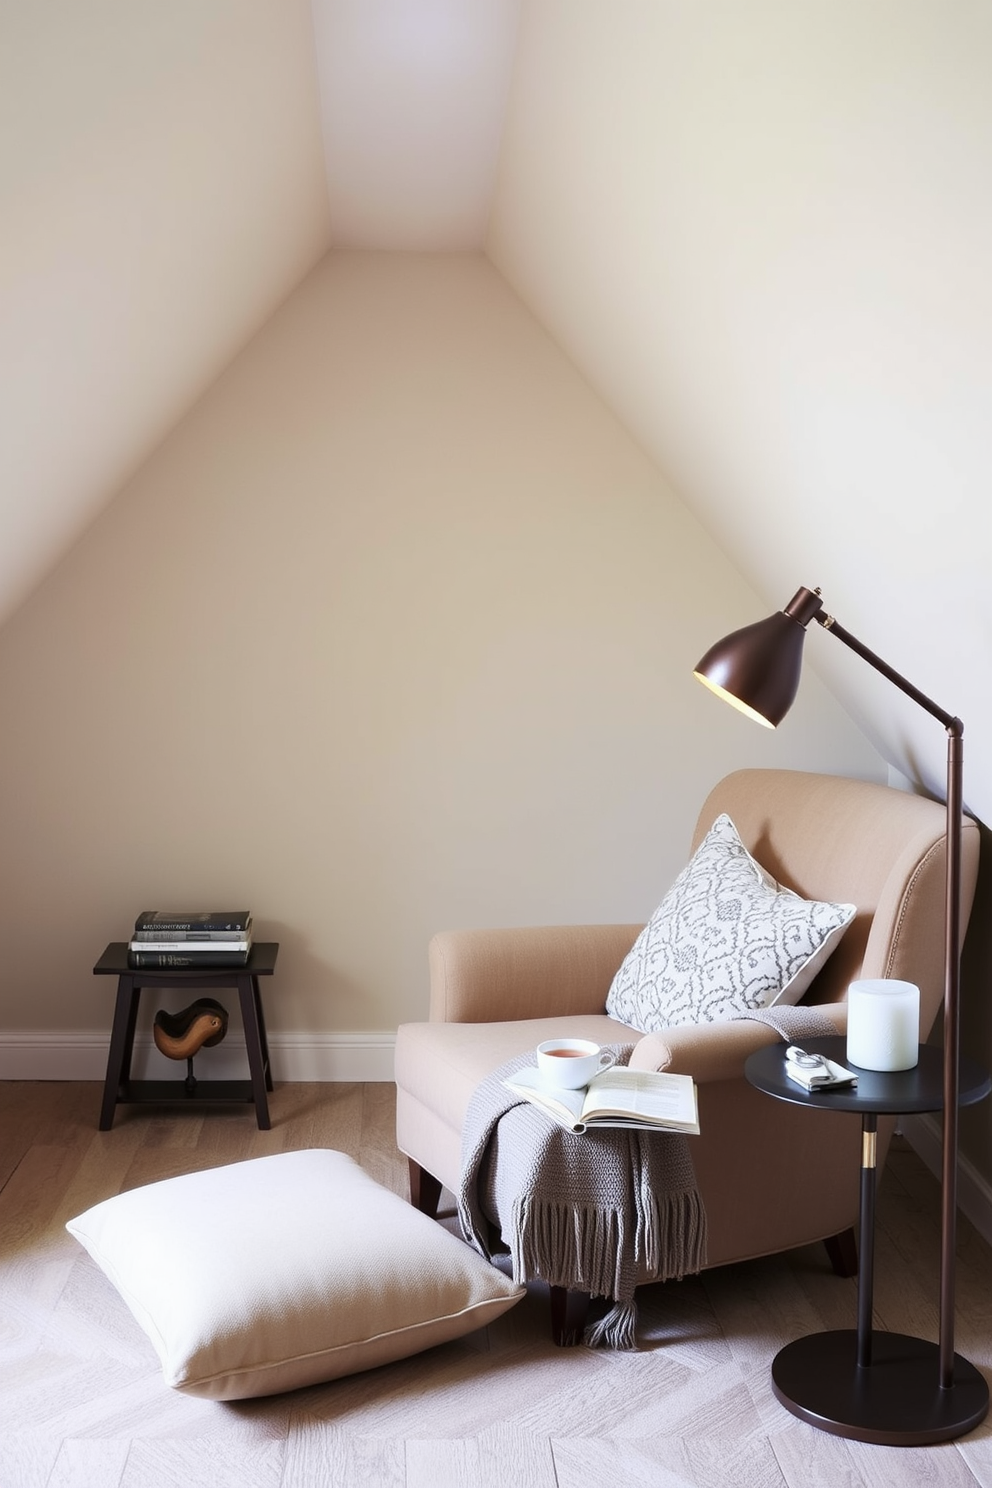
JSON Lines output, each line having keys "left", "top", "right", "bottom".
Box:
{"left": 0, "top": 1031, "right": 396, "bottom": 1083}
{"left": 900, "top": 1112, "right": 992, "bottom": 1250}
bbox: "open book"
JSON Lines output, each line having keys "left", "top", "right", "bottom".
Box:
{"left": 504, "top": 1065, "right": 700, "bottom": 1136}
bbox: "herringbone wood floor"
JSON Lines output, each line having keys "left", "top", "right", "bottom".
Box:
{"left": 2, "top": 1080, "right": 991, "bottom": 1488}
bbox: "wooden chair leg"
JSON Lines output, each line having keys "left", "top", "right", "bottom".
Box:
{"left": 408, "top": 1159, "right": 443, "bottom": 1218}
{"left": 824, "top": 1225, "right": 858, "bottom": 1277}
{"left": 549, "top": 1286, "right": 590, "bottom": 1346}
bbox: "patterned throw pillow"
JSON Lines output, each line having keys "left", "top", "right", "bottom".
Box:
{"left": 605, "top": 814, "right": 855, "bottom": 1032}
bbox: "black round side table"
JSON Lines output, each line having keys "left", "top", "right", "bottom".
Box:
{"left": 745, "top": 1035, "right": 991, "bottom": 1445}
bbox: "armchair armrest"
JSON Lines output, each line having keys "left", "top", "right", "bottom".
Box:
{"left": 627, "top": 1002, "right": 848, "bottom": 1084}
{"left": 428, "top": 924, "right": 643, "bottom": 1023}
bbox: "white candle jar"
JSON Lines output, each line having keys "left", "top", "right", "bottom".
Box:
{"left": 846, "top": 979, "right": 921, "bottom": 1071}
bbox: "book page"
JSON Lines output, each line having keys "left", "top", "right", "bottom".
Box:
{"left": 581, "top": 1068, "right": 698, "bottom": 1128}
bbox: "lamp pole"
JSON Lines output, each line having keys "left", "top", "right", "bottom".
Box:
{"left": 813, "top": 603, "right": 963, "bottom": 1390}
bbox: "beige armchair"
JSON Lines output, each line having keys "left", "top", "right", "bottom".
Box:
{"left": 395, "top": 769, "right": 979, "bottom": 1341}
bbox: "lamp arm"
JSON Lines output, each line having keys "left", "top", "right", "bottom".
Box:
{"left": 815, "top": 612, "right": 961, "bottom": 735}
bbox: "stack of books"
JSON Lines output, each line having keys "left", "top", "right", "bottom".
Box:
{"left": 128, "top": 911, "right": 253, "bottom": 968}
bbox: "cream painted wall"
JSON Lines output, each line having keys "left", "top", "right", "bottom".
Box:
{"left": 0, "top": 0, "right": 331, "bottom": 628}
{"left": 0, "top": 253, "right": 880, "bottom": 1061}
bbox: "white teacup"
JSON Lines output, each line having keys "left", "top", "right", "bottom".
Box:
{"left": 536, "top": 1038, "right": 616, "bottom": 1090}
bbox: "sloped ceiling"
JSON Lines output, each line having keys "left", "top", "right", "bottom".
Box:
{"left": 2, "top": 0, "right": 990, "bottom": 821}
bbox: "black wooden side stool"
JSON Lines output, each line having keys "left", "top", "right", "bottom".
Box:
{"left": 94, "top": 942, "right": 278, "bottom": 1130}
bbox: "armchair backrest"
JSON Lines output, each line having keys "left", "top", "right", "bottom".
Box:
{"left": 693, "top": 768, "right": 979, "bottom": 1036}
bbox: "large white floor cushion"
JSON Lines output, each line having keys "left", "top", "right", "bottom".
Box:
{"left": 66, "top": 1148, "right": 524, "bottom": 1401}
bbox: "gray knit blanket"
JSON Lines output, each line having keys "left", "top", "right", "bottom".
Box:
{"left": 457, "top": 1006, "right": 836, "bottom": 1349}
{"left": 458, "top": 1044, "right": 705, "bottom": 1348}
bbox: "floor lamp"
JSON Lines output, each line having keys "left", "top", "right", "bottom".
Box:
{"left": 694, "top": 584, "right": 988, "bottom": 1440}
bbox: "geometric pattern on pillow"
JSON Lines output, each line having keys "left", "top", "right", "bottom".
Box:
{"left": 605, "top": 814, "right": 855, "bottom": 1033}
{"left": 66, "top": 1149, "right": 524, "bottom": 1401}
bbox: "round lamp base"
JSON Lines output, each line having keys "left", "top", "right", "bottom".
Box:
{"left": 771, "top": 1330, "right": 989, "bottom": 1446}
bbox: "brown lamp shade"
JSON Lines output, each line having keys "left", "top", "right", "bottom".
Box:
{"left": 692, "top": 611, "right": 806, "bottom": 727}
{"left": 693, "top": 587, "right": 824, "bottom": 728}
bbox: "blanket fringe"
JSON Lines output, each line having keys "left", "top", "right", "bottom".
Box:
{"left": 640, "top": 1178, "right": 708, "bottom": 1282}
{"left": 510, "top": 1195, "right": 627, "bottom": 1301}
{"left": 584, "top": 1299, "right": 638, "bottom": 1350}
{"left": 509, "top": 1188, "right": 707, "bottom": 1306}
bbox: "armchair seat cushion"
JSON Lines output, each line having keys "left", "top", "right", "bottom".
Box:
{"left": 395, "top": 1013, "right": 635, "bottom": 1138}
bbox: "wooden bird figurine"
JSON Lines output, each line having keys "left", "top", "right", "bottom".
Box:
{"left": 153, "top": 999, "right": 229, "bottom": 1062}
